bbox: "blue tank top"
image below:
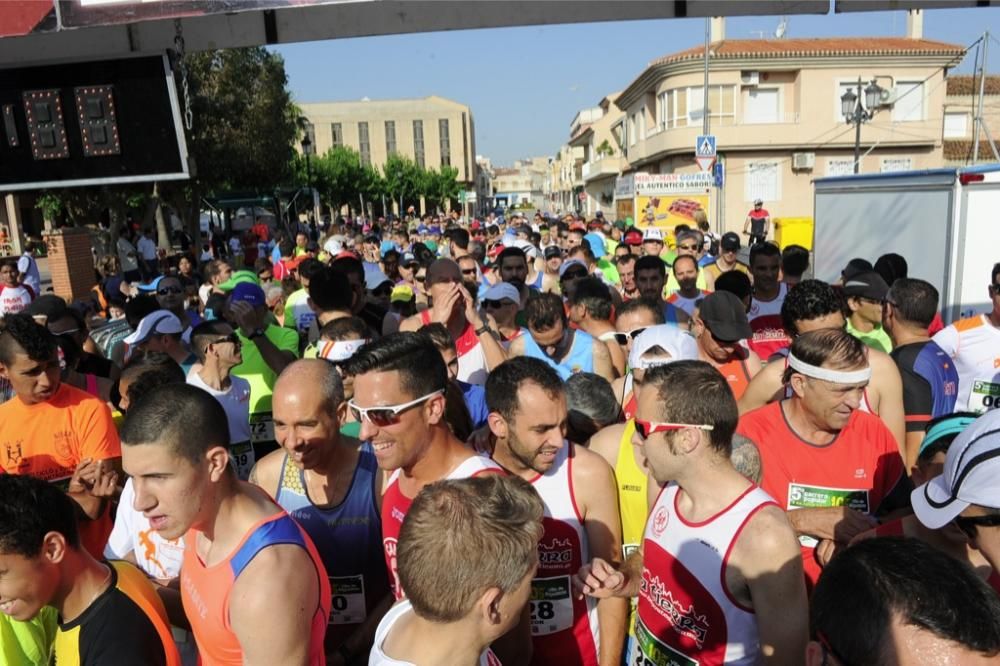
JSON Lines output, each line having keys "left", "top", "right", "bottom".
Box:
{"left": 663, "top": 302, "right": 679, "bottom": 325}
{"left": 274, "top": 442, "right": 388, "bottom": 644}
{"left": 530, "top": 271, "right": 544, "bottom": 290}
{"left": 523, "top": 329, "right": 595, "bottom": 380}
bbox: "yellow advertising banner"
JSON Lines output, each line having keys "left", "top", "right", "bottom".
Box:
{"left": 635, "top": 193, "right": 710, "bottom": 232}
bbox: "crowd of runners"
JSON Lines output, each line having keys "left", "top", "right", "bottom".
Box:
{"left": 1, "top": 207, "right": 999, "bottom": 665}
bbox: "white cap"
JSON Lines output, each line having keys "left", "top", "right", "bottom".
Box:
{"left": 912, "top": 410, "right": 1000, "bottom": 529}
{"left": 642, "top": 227, "right": 663, "bottom": 243}
{"left": 483, "top": 282, "right": 520, "bottom": 303}
{"left": 123, "top": 310, "right": 184, "bottom": 346}
{"left": 323, "top": 235, "right": 345, "bottom": 255}
{"left": 511, "top": 238, "right": 538, "bottom": 259}
{"left": 628, "top": 324, "right": 698, "bottom": 370}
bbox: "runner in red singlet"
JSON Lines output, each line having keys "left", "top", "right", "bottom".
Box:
{"left": 486, "top": 357, "right": 626, "bottom": 666}
{"left": 737, "top": 329, "right": 909, "bottom": 590}
{"left": 370, "top": 475, "right": 543, "bottom": 666}
{"left": 746, "top": 243, "right": 791, "bottom": 359}
{"left": 121, "top": 383, "right": 331, "bottom": 666}
{"left": 578, "top": 360, "right": 807, "bottom": 665}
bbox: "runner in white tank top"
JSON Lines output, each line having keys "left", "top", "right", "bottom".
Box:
{"left": 633, "top": 483, "right": 776, "bottom": 665}
{"left": 370, "top": 600, "right": 502, "bottom": 666}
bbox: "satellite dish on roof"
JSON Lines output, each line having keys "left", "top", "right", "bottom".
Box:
{"left": 775, "top": 17, "right": 787, "bottom": 39}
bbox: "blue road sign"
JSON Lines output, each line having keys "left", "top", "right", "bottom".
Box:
{"left": 696, "top": 135, "right": 717, "bottom": 158}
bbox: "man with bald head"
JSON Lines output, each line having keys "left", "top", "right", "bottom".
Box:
{"left": 250, "top": 359, "right": 390, "bottom": 662}
{"left": 399, "top": 258, "right": 507, "bottom": 384}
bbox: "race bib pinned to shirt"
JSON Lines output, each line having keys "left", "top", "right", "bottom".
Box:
{"left": 788, "top": 483, "right": 869, "bottom": 548}
{"left": 329, "top": 575, "right": 366, "bottom": 625}
{"left": 249, "top": 413, "right": 275, "bottom": 444}
{"left": 529, "top": 576, "right": 574, "bottom": 636}
{"left": 971, "top": 379, "right": 1000, "bottom": 414}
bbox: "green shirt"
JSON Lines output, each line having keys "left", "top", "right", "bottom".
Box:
{"left": 845, "top": 319, "right": 893, "bottom": 354}
{"left": 232, "top": 324, "right": 300, "bottom": 415}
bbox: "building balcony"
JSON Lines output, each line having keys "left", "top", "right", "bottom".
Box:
{"left": 625, "top": 114, "right": 940, "bottom": 166}
{"left": 582, "top": 155, "right": 625, "bottom": 183}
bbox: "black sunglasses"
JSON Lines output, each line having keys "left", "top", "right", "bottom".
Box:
{"left": 211, "top": 333, "right": 241, "bottom": 347}
{"left": 953, "top": 514, "right": 1000, "bottom": 540}
{"left": 461, "top": 268, "right": 478, "bottom": 276}
{"left": 483, "top": 299, "right": 513, "bottom": 309}
{"left": 157, "top": 286, "right": 183, "bottom": 295}
{"left": 415, "top": 275, "right": 426, "bottom": 283}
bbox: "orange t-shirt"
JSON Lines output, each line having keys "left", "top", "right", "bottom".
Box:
{"left": 737, "top": 401, "right": 905, "bottom": 589}
{"left": 0, "top": 383, "right": 121, "bottom": 557}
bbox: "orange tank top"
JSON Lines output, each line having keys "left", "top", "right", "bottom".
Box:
{"left": 717, "top": 356, "right": 752, "bottom": 400}
{"left": 181, "top": 510, "right": 331, "bottom": 665}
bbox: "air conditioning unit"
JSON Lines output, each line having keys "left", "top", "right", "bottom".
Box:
{"left": 792, "top": 152, "right": 815, "bottom": 170}
{"left": 741, "top": 71, "right": 760, "bottom": 86}
{"left": 878, "top": 86, "right": 903, "bottom": 107}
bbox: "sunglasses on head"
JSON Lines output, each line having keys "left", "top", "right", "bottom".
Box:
{"left": 347, "top": 389, "right": 444, "bottom": 427}
{"left": 157, "top": 286, "right": 183, "bottom": 295}
{"left": 953, "top": 514, "right": 1000, "bottom": 541}
{"left": 633, "top": 418, "right": 714, "bottom": 439}
{"left": 211, "top": 333, "right": 241, "bottom": 347}
{"left": 611, "top": 327, "right": 647, "bottom": 346}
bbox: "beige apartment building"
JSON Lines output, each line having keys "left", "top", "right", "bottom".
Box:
{"left": 297, "top": 95, "right": 477, "bottom": 186}
{"left": 613, "top": 18, "right": 964, "bottom": 233}
{"left": 942, "top": 75, "right": 1000, "bottom": 165}
{"left": 568, "top": 93, "right": 626, "bottom": 216}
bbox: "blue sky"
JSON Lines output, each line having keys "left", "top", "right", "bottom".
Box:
{"left": 274, "top": 7, "right": 1000, "bottom": 165}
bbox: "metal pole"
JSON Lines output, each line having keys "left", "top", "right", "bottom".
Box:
{"left": 973, "top": 31, "right": 989, "bottom": 165}
{"left": 703, "top": 17, "right": 710, "bottom": 137}
{"left": 853, "top": 78, "right": 862, "bottom": 174}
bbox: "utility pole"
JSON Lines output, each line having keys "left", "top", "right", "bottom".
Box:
{"left": 703, "top": 17, "right": 710, "bottom": 137}
{"left": 972, "top": 31, "right": 999, "bottom": 164}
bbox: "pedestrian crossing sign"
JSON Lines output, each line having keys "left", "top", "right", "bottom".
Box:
{"left": 696, "top": 135, "right": 717, "bottom": 158}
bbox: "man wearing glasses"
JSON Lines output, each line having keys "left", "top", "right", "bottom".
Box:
{"left": 738, "top": 328, "right": 909, "bottom": 589}
{"left": 843, "top": 271, "right": 892, "bottom": 354}
{"left": 665, "top": 231, "right": 715, "bottom": 294}
{"left": 932, "top": 261, "right": 1000, "bottom": 414}
{"left": 578, "top": 360, "right": 807, "bottom": 666}
{"left": 187, "top": 320, "right": 253, "bottom": 480}
{"left": 341, "top": 333, "right": 503, "bottom": 602}
{"left": 913, "top": 409, "right": 1000, "bottom": 574}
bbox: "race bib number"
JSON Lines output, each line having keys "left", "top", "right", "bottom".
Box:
{"left": 249, "top": 414, "right": 275, "bottom": 444}
{"left": 529, "top": 576, "right": 574, "bottom": 635}
{"left": 228, "top": 442, "right": 255, "bottom": 481}
{"left": 971, "top": 379, "right": 1000, "bottom": 414}
{"left": 631, "top": 617, "right": 699, "bottom": 666}
{"left": 788, "top": 483, "right": 869, "bottom": 548}
{"left": 329, "top": 575, "right": 366, "bottom": 625}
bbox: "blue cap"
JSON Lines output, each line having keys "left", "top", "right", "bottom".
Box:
{"left": 918, "top": 414, "right": 978, "bottom": 459}
{"left": 137, "top": 275, "right": 164, "bottom": 292}
{"left": 230, "top": 282, "right": 265, "bottom": 308}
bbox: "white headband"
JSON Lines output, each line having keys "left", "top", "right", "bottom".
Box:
{"left": 318, "top": 339, "right": 368, "bottom": 363}
{"left": 787, "top": 353, "right": 872, "bottom": 384}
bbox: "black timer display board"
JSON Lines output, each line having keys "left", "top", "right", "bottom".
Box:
{"left": 0, "top": 54, "right": 188, "bottom": 191}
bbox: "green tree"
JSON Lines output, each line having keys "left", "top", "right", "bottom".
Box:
{"left": 382, "top": 154, "right": 423, "bottom": 214}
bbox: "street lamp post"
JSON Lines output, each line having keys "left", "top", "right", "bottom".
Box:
{"left": 300, "top": 135, "right": 313, "bottom": 188}
{"left": 841, "top": 77, "right": 883, "bottom": 174}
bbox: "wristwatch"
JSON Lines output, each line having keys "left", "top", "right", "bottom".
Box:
{"left": 474, "top": 324, "right": 493, "bottom": 337}
{"left": 248, "top": 328, "right": 266, "bottom": 340}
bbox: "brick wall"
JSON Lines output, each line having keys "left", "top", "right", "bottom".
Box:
{"left": 44, "top": 228, "right": 95, "bottom": 303}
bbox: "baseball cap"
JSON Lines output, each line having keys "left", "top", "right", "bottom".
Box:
{"left": 721, "top": 232, "right": 741, "bottom": 252}
{"left": 698, "top": 291, "right": 753, "bottom": 342}
{"left": 487, "top": 244, "right": 505, "bottom": 260}
{"left": 218, "top": 269, "right": 261, "bottom": 291}
{"left": 483, "top": 282, "right": 520, "bottom": 304}
{"left": 842, "top": 271, "right": 889, "bottom": 301}
{"left": 912, "top": 410, "right": 1000, "bottom": 529}
{"left": 595, "top": 210, "right": 605, "bottom": 219}
{"left": 230, "top": 282, "right": 266, "bottom": 309}
{"left": 628, "top": 325, "right": 699, "bottom": 370}
{"left": 26, "top": 294, "right": 68, "bottom": 320}
{"left": 401, "top": 251, "right": 419, "bottom": 267}
{"left": 559, "top": 259, "right": 587, "bottom": 279}
{"left": 123, "top": 310, "right": 183, "bottom": 346}
{"left": 754, "top": 198, "right": 763, "bottom": 205}
{"left": 391, "top": 285, "right": 415, "bottom": 303}
{"left": 623, "top": 229, "right": 644, "bottom": 246}
{"left": 569, "top": 221, "right": 587, "bottom": 232}
{"left": 588, "top": 219, "right": 603, "bottom": 229}
{"left": 544, "top": 246, "right": 562, "bottom": 260}
{"left": 137, "top": 275, "right": 165, "bottom": 293}
{"left": 323, "top": 235, "right": 345, "bottom": 255}
{"left": 643, "top": 228, "right": 664, "bottom": 243}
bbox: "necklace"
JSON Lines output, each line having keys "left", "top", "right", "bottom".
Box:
{"left": 86, "top": 564, "right": 113, "bottom": 610}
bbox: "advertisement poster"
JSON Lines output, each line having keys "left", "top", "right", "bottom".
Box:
{"left": 635, "top": 193, "right": 710, "bottom": 231}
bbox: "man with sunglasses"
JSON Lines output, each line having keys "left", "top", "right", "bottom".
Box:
{"left": 913, "top": 409, "right": 1000, "bottom": 573}
{"left": 481, "top": 282, "right": 524, "bottom": 349}
{"left": 843, "top": 271, "right": 892, "bottom": 354}
{"left": 187, "top": 320, "right": 253, "bottom": 480}
{"left": 579, "top": 360, "right": 808, "bottom": 666}
{"left": 665, "top": 231, "right": 715, "bottom": 294}
{"left": 737, "top": 328, "right": 909, "bottom": 589}
{"left": 123, "top": 310, "right": 197, "bottom": 375}
{"left": 541, "top": 246, "right": 564, "bottom": 295}
{"left": 705, "top": 232, "right": 750, "bottom": 282}
{"left": 341, "top": 333, "right": 504, "bottom": 602}
{"left": 486, "top": 357, "right": 626, "bottom": 666}
{"left": 808, "top": 537, "right": 1000, "bottom": 666}
{"left": 606, "top": 299, "right": 666, "bottom": 419}
{"left": 932, "top": 261, "right": 1000, "bottom": 414}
